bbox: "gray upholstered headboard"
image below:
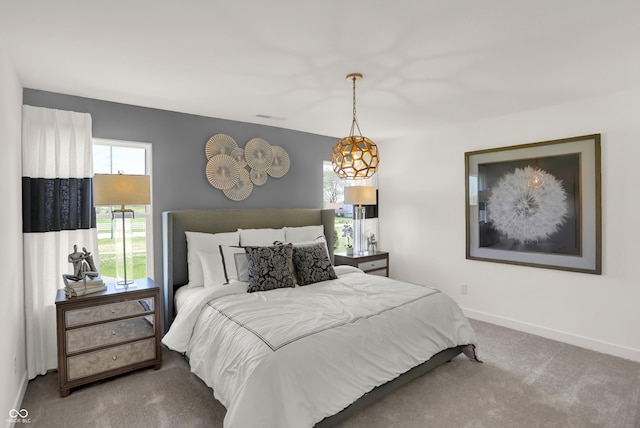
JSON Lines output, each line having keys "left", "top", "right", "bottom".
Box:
{"left": 162, "top": 208, "right": 335, "bottom": 332}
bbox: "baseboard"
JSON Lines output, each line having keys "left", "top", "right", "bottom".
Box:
{"left": 6, "top": 372, "right": 28, "bottom": 428}
{"left": 463, "top": 307, "right": 640, "bottom": 363}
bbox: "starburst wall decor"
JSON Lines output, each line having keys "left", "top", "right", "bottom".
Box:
{"left": 465, "top": 134, "right": 602, "bottom": 274}
{"left": 205, "top": 134, "right": 290, "bottom": 201}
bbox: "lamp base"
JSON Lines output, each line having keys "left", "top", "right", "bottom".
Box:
{"left": 113, "top": 209, "right": 136, "bottom": 290}
{"left": 115, "top": 279, "right": 136, "bottom": 289}
{"left": 353, "top": 205, "right": 367, "bottom": 256}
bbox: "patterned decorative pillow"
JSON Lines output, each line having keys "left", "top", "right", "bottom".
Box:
{"left": 292, "top": 242, "right": 337, "bottom": 286}
{"left": 245, "top": 243, "right": 296, "bottom": 292}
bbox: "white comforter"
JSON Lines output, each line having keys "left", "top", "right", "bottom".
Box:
{"left": 162, "top": 266, "right": 477, "bottom": 428}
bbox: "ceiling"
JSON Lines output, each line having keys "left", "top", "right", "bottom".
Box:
{"left": 2, "top": 1, "right": 640, "bottom": 141}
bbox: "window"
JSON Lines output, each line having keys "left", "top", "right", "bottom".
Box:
{"left": 93, "top": 139, "right": 153, "bottom": 281}
{"left": 323, "top": 161, "right": 351, "bottom": 250}
{"left": 323, "top": 160, "right": 379, "bottom": 253}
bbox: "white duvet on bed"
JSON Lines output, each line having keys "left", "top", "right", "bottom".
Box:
{"left": 163, "top": 265, "right": 477, "bottom": 428}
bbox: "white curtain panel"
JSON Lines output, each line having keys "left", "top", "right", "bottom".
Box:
{"left": 22, "top": 105, "right": 98, "bottom": 379}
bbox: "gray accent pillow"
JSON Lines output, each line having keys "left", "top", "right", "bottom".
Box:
{"left": 292, "top": 242, "right": 337, "bottom": 286}
{"left": 219, "top": 245, "right": 249, "bottom": 283}
{"left": 245, "top": 243, "right": 296, "bottom": 292}
{"left": 233, "top": 252, "right": 249, "bottom": 282}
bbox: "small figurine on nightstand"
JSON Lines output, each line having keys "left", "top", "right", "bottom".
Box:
{"left": 367, "top": 233, "right": 377, "bottom": 253}
{"left": 62, "top": 245, "right": 105, "bottom": 297}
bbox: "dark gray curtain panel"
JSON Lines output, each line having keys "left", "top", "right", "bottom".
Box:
{"left": 22, "top": 177, "right": 96, "bottom": 233}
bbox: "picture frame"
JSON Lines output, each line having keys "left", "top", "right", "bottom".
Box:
{"left": 465, "top": 134, "right": 601, "bottom": 274}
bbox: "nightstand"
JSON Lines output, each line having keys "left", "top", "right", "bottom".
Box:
{"left": 334, "top": 251, "right": 389, "bottom": 277}
{"left": 55, "top": 278, "right": 162, "bottom": 397}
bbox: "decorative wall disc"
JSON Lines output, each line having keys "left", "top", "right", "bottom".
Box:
{"left": 206, "top": 154, "right": 240, "bottom": 190}
{"left": 223, "top": 168, "right": 253, "bottom": 201}
{"left": 267, "top": 145, "right": 290, "bottom": 178}
{"left": 206, "top": 134, "right": 238, "bottom": 159}
{"left": 230, "top": 147, "right": 247, "bottom": 168}
{"left": 245, "top": 138, "right": 274, "bottom": 171}
{"left": 204, "top": 134, "right": 290, "bottom": 201}
{"left": 250, "top": 169, "right": 268, "bottom": 186}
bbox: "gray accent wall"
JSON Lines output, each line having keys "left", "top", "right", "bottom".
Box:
{"left": 23, "top": 89, "right": 338, "bottom": 286}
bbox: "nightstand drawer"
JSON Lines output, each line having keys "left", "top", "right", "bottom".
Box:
{"left": 358, "top": 258, "right": 388, "bottom": 271}
{"left": 334, "top": 251, "right": 390, "bottom": 277}
{"left": 67, "top": 337, "right": 156, "bottom": 381}
{"left": 66, "top": 315, "right": 155, "bottom": 354}
{"left": 66, "top": 298, "right": 154, "bottom": 327}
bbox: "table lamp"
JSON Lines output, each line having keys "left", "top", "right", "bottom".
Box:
{"left": 94, "top": 173, "right": 150, "bottom": 286}
{"left": 344, "top": 186, "right": 376, "bottom": 255}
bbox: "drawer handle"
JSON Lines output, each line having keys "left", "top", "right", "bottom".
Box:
{"left": 112, "top": 355, "right": 117, "bottom": 361}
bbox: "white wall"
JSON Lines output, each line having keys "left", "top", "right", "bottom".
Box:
{"left": 0, "top": 50, "right": 26, "bottom": 424}
{"left": 379, "top": 87, "right": 640, "bottom": 362}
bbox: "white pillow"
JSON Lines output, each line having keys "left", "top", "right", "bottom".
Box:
{"left": 219, "top": 245, "right": 249, "bottom": 283}
{"left": 284, "top": 225, "right": 325, "bottom": 243}
{"left": 238, "top": 228, "right": 285, "bottom": 246}
{"left": 198, "top": 250, "right": 227, "bottom": 287}
{"left": 185, "top": 231, "right": 239, "bottom": 287}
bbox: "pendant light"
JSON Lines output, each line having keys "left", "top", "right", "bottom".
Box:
{"left": 331, "top": 73, "right": 379, "bottom": 179}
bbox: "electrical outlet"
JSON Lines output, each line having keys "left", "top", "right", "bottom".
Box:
{"left": 460, "top": 284, "right": 468, "bottom": 295}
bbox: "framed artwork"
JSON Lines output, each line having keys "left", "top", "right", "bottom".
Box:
{"left": 465, "top": 134, "right": 601, "bottom": 274}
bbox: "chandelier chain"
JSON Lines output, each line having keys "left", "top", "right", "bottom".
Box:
{"left": 350, "top": 75, "right": 362, "bottom": 137}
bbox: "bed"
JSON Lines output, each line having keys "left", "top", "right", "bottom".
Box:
{"left": 161, "top": 208, "right": 479, "bottom": 427}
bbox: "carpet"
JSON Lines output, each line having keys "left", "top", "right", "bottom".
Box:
{"left": 20, "top": 319, "right": 640, "bottom": 427}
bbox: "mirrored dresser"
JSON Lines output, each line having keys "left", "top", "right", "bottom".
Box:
{"left": 55, "top": 278, "right": 162, "bottom": 397}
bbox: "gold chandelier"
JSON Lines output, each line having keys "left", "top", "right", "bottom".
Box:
{"left": 331, "top": 73, "right": 379, "bottom": 179}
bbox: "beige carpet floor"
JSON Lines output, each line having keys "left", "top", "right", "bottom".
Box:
{"left": 20, "top": 319, "right": 640, "bottom": 427}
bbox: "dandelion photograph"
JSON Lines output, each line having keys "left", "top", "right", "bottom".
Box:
{"left": 478, "top": 153, "right": 580, "bottom": 255}
{"left": 465, "top": 134, "right": 601, "bottom": 274}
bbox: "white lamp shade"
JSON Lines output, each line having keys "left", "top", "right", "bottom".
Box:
{"left": 344, "top": 186, "right": 376, "bottom": 205}
{"left": 94, "top": 174, "right": 151, "bottom": 206}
